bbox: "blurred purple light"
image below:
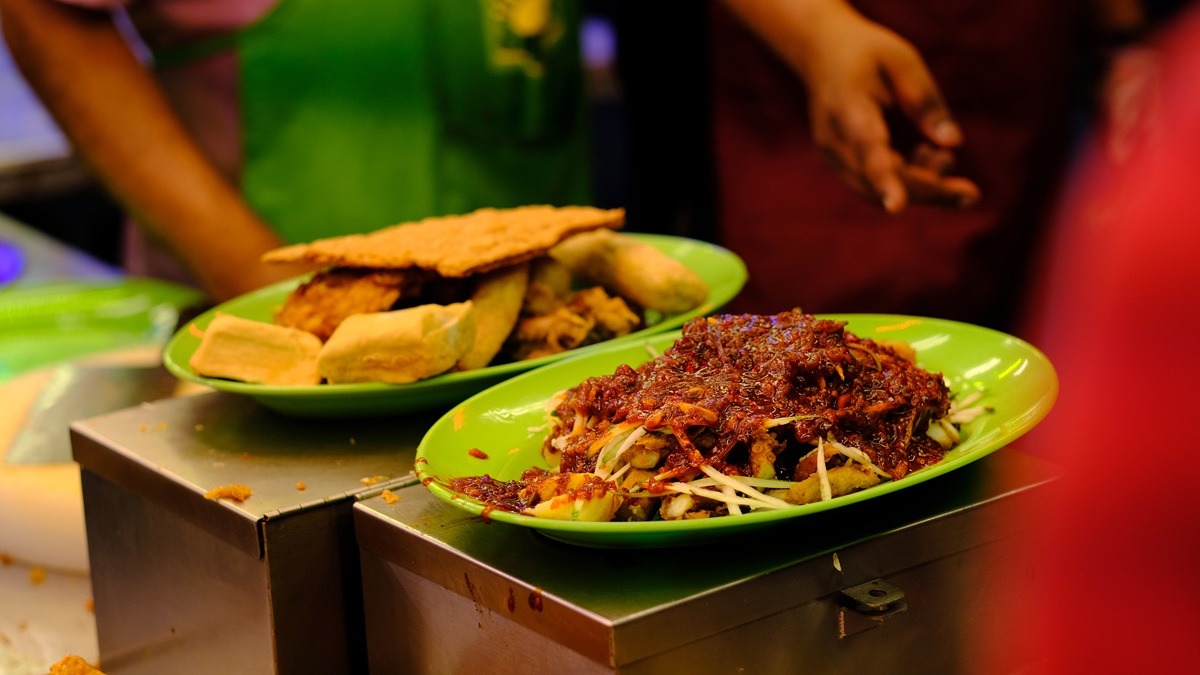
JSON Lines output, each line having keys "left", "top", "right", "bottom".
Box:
{"left": 0, "top": 240, "right": 24, "bottom": 285}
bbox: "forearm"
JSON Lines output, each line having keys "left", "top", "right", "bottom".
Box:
{"left": 0, "top": 0, "right": 290, "bottom": 300}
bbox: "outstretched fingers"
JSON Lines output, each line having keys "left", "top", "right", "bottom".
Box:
{"left": 882, "top": 45, "right": 963, "bottom": 148}
{"left": 816, "top": 96, "right": 908, "bottom": 213}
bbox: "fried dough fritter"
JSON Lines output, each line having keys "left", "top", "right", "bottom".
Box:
{"left": 522, "top": 257, "right": 573, "bottom": 316}
{"left": 508, "top": 307, "right": 594, "bottom": 360}
{"left": 550, "top": 229, "right": 708, "bottom": 313}
{"left": 50, "top": 655, "right": 105, "bottom": 675}
{"left": 274, "top": 268, "right": 425, "bottom": 341}
{"left": 506, "top": 286, "right": 640, "bottom": 361}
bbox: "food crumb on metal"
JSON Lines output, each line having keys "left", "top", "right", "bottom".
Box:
{"left": 204, "top": 484, "right": 253, "bottom": 502}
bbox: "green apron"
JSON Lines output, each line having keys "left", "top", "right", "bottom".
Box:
{"left": 158, "top": 0, "right": 590, "bottom": 244}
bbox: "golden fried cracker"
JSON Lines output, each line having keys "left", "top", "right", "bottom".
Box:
{"left": 262, "top": 206, "right": 624, "bottom": 278}
{"left": 274, "top": 268, "right": 425, "bottom": 341}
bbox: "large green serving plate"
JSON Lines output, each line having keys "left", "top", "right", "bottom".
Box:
{"left": 415, "top": 314, "right": 1058, "bottom": 548}
{"left": 162, "top": 234, "right": 746, "bottom": 417}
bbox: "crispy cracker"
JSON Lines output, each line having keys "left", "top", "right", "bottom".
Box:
{"left": 262, "top": 206, "right": 624, "bottom": 278}
{"left": 274, "top": 268, "right": 425, "bottom": 341}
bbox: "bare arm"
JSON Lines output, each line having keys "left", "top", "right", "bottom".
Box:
{"left": 0, "top": 0, "right": 311, "bottom": 300}
{"left": 719, "top": 0, "right": 979, "bottom": 213}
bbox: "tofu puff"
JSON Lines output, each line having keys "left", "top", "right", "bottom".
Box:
{"left": 189, "top": 303, "right": 476, "bottom": 386}
{"left": 549, "top": 230, "right": 708, "bottom": 314}
{"left": 318, "top": 302, "right": 475, "bottom": 384}
{"left": 456, "top": 263, "right": 529, "bottom": 371}
{"left": 190, "top": 314, "right": 323, "bottom": 386}
{"left": 272, "top": 262, "right": 539, "bottom": 373}
{"left": 274, "top": 267, "right": 430, "bottom": 341}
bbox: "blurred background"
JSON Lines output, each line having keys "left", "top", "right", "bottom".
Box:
{"left": 0, "top": 3, "right": 718, "bottom": 269}
{"left": 1, "top": 12, "right": 125, "bottom": 266}
{"left": 1, "top": 0, "right": 1192, "bottom": 329}
{"left": 1, "top": 2, "right": 1198, "bottom": 672}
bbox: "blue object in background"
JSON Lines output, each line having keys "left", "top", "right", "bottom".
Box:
{"left": 0, "top": 240, "right": 25, "bottom": 286}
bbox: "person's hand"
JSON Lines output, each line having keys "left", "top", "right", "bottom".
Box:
{"left": 797, "top": 5, "right": 980, "bottom": 213}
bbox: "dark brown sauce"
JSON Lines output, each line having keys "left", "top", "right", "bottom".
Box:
{"left": 447, "top": 472, "right": 534, "bottom": 515}
{"left": 549, "top": 310, "right": 950, "bottom": 480}
{"left": 450, "top": 311, "right": 952, "bottom": 515}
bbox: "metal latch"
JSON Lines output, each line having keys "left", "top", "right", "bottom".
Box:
{"left": 836, "top": 578, "right": 907, "bottom": 638}
{"left": 840, "top": 578, "right": 905, "bottom": 613}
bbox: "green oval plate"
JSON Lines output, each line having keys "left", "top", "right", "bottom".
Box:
{"left": 162, "top": 234, "right": 747, "bottom": 417}
{"left": 416, "top": 314, "right": 1058, "bottom": 548}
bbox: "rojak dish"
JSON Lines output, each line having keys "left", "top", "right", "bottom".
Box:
{"left": 444, "top": 310, "right": 988, "bottom": 522}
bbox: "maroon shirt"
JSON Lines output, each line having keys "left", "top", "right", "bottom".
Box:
{"left": 709, "top": 1, "right": 1086, "bottom": 329}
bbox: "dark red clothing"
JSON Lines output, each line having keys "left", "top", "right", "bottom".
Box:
{"left": 981, "top": 7, "right": 1200, "bottom": 672}
{"left": 709, "top": 1, "right": 1086, "bottom": 329}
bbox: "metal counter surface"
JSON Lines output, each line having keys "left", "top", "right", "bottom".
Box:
{"left": 70, "top": 391, "right": 436, "bottom": 674}
{"left": 355, "top": 447, "right": 1057, "bottom": 673}
{"left": 71, "top": 390, "right": 430, "bottom": 556}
